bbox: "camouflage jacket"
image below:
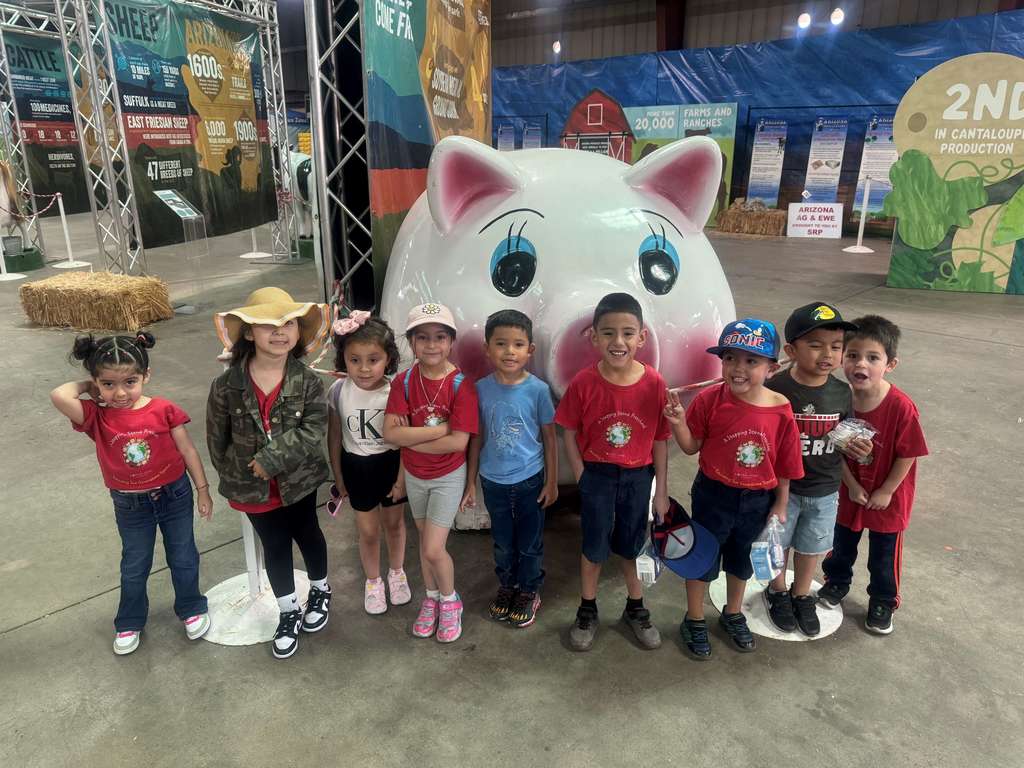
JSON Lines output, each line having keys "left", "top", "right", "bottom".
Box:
{"left": 206, "top": 356, "right": 329, "bottom": 505}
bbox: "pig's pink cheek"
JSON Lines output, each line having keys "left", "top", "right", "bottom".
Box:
{"left": 452, "top": 333, "right": 489, "bottom": 382}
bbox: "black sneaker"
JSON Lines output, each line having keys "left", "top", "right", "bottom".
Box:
{"left": 763, "top": 588, "right": 797, "bottom": 632}
{"left": 719, "top": 611, "right": 756, "bottom": 652}
{"left": 865, "top": 601, "right": 894, "bottom": 635}
{"left": 791, "top": 592, "right": 821, "bottom": 637}
{"left": 489, "top": 586, "right": 516, "bottom": 622}
{"left": 679, "top": 614, "right": 711, "bottom": 660}
{"left": 569, "top": 605, "right": 598, "bottom": 651}
{"left": 302, "top": 586, "right": 331, "bottom": 633}
{"left": 817, "top": 582, "right": 848, "bottom": 607}
{"left": 508, "top": 591, "right": 541, "bottom": 628}
{"left": 272, "top": 610, "right": 303, "bottom": 659}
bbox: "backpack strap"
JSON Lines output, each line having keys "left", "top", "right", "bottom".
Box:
{"left": 405, "top": 366, "right": 463, "bottom": 401}
{"left": 403, "top": 367, "right": 413, "bottom": 401}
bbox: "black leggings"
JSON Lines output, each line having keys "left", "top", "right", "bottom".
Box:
{"left": 246, "top": 491, "right": 328, "bottom": 597}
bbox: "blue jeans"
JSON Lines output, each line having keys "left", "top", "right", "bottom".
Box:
{"left": 481, "top": 471, "right": 545, "bottom": 593}
{"left": 110, "top": 473, "right": 207, "bottom": 631}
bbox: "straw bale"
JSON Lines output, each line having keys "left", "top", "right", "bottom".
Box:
{"left": 19, "top": 271, "right": 174, "bottom": 331}
{"left": 717, "top": 198, "right": 788, "bottom": 236}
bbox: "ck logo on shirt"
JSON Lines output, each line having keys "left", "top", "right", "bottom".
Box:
{"left": 347, "top": 409, "right": 384, "bottom": 441}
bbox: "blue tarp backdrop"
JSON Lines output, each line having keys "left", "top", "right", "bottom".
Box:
{"left": 493, "top": 10, "right": 1024, "bottom": 216}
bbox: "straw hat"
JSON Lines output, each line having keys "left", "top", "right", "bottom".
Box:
{"left": 215, "top": 287, "right": 330, "bottom": 355}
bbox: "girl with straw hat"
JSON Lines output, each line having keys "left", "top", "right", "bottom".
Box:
{"left": 206, "top": 287, "right": 332, "bottom": 660}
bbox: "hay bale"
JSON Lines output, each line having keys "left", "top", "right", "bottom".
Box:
{"left": 717, "top": 198, "right": 788, "bottom": 236}
{"left": 19, "top": 271, "right": 174, "bottom": 331}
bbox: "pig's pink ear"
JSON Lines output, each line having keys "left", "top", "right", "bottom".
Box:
{"left": 427, "top": 136, "right": 522, "bottom": 235}
{"left": 623, "top": 136, "right": 722, "bottom": 233}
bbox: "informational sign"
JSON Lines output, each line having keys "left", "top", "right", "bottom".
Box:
{"left": 803, "top": 117, "right": 848, "bottom": 203}
{"left": 885, "top": 52, "right": 1024, "bottom": 295}
{"left": 787, "top": 202, "right": 843, "bottom": 238}
{"left": 747, "top": 118, "right": 787, "bottom": 208}
{"left": 522, "top": 123, "right": 543, "bottom": 149}
{"left": 496, "top": 122, "right": 514, "bottom": 151}
{"left": 851, "top": 115, "right": 897, "bottom": 221}
{"left": 154, "top": 188, "right": 200, "bottom": 218}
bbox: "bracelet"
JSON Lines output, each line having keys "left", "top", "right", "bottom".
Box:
{"left": 195, "top": 484, "right": 209, "bottom": 491}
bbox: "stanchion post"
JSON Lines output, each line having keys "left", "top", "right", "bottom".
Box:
{"left": 843, "top": 177, "right": 875, "bottom": 254}
{"left": 52, "top": 193, "right": 91, "bottom": 269}
{"left": 239, "top": 227, "right": 273, "bottom": 260}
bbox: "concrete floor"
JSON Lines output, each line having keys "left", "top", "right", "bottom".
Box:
{"left": 1, "top": 216, "right": 1021, "bottom": 767}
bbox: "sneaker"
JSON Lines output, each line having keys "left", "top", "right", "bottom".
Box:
{"left": 621, "top": 607, "right": 662, "bottom": 649}
{"left": 183, "top": 613, "right": 210, "bottom": 641}
{"left": 113, "top": 630, "right": 140, "bottom": 656}
{"left": 508, "top": 591, "right": 541, "bottom": 628}
{"left": 272, "top": 610, "right": 303, "bottom": 659}
{"left": 791, "top": 592, "right": 821, "bottom": 637}
{"left": 489, "top": 586, "right": 516, "bottom": 622}
{"left": 865, "top": 601, "right": 894, "bottom": 635}
{"left": 763, "top": 588, "right": 797, "bottom": 632}
{"left": 303, "top": 586, "right": 332, "bottom": 632}
{"left": 412, "top": 597, "right": 439, "bottom": 638}
{"left": 569, "top": 605, "right": 598, "bottom": 652}
{"left": 364, "top": 579, "right": 387, "bottom": 615}
{"left": 387, "top": 569, "right": 412, "bottom": 606}
{"left": 817, "top": 582, "right": 848, "bottom": 607}
{"left": 719, "top": 611, "right": 756, "bottom": 652}
{"left": 679, "top": 615, "right": 711, "bottom": 660}
{"left": 436, "top": 595, "right": 464, "bottom": 643}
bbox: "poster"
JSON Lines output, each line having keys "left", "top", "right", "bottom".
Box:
{"left": 851, "top": 114, "right": 897, "bottom": 222}
{"left": 787, "top": 202, "right": 843, "bottom": 238}
{"left": 747, "top": 118, "right": 787, "bottom": 208}
{"left": 366, "top": 0, "right": 491, "bottom": 299}
{"left": 101, "top": 0, "right": 276, "bottom": 248}
{"left": 803, "top": 117, "right": 848, "bottom": 203}
{"left": 885, "top": 52, "right": 1024, "bottom": 294}
{"left": 3, "top": 31, "right": 90, "bottom": 215}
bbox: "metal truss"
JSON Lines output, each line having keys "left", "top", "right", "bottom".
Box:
{"left": 305, "top": 0, "right": 373, "bottom": 306}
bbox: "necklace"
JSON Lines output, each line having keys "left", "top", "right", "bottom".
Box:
{"left": 417, "top": 364, "right": 452, "bottom": 426}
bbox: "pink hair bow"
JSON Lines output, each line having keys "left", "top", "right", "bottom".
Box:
{"left": 332, "top": 308, "right": 371, "bottom": 336}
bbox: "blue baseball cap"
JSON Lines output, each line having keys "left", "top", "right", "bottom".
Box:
{"left": 650, "top": 498, "right": 719, "bottom": 580}
{"left": 706, "top": 318, "right": 780, "bottom": 361}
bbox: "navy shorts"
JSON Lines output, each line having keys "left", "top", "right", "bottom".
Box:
{"left": 690, "top": 471, "right": 774, "bottom": 582}
{"left": 578, "top": 461, "right": 654, "bottom": 563}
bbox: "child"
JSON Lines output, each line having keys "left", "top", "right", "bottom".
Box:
{"left": 51, "top": 332, "right": 212, "bottom": 656}
{"left": 383, "top": 302, "right": 478, "bottom": 643}
{"left": 820, "top": 315, "right": 928, "bottom": 635}
{"left": 326, "top": 309, "right": 411, "bottom": 614}
{"left": 762, "top": 302, "right": 861, "bottom": 637}
{"left": 206, "top": 287, "right": 332, "bottom": 660}
{"left": 461, "top": 310, "right": 558, "bottom": 628}
{"left": 555, "top": 292, "right": 670, "bottom": 652}
{"left": 665, "top": 318, "right": 803, "bottom": 659}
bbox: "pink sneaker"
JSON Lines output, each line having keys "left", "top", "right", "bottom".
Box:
{"left": 412, "top": 597, "right": 439, "bottom": 638}
{"left": 387, "top": 569, "right": 412, "bottom": 605}
{"left": 436, "top": 594, "right": 463, "bottom": 643}
{"left": 364, "top": 579, "right": 387, "bottom": 615}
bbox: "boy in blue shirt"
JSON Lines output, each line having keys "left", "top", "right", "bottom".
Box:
{"left": 462, "top": 310, "right": 558, "bottom": 628}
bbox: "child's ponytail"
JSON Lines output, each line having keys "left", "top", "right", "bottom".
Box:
{"left": 70, "top": 331, "right": 155, "bottom": 377}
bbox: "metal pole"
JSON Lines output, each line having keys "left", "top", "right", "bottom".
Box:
{"left": 843, "top": 176, "right": 875, "bottom": 254}
{"left": 52, "top": 193, "right": 91, "bottom": 268}
{"left": 304, "top": 0, "right": 333, "bottom": 302}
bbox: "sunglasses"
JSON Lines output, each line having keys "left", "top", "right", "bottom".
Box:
{"left": 327, "top": 484, "right": 344, "bottom": 517}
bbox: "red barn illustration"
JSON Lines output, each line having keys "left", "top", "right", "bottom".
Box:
{"left": 560, "top": 89, "right": 635, "bottom": 161}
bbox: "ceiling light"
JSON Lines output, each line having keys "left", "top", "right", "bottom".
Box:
{"left": 798, "top": 12, "right": 811, "bottom": 29}
{"left": 831, "top": 8, "right": 844, "bottom": 25}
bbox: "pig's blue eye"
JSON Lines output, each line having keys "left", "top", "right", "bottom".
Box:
{"left": 638, "top": 232, "right": 679, "bottom": 295}
{"left": 491, "top": 226, "right": 536, "bottom": 298}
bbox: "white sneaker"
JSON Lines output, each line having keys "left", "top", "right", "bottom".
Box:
{"left": 113, "top": 630, "right": 140, "bottom": 655}
{"left": 387, "top": 569, "right": 412, "bottom": 606}
{"left": 364, "top": 579, "right": 387, "bottom": 614}
{"left": 184, "top": 614, "right": 210, "bottom": 641}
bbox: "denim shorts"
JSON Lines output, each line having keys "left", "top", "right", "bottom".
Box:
{"left": 690, "top": 471, "right": 774, "bottom": 582}
{"left": 578, "top": 461, "right": 654, "bottom": 563}
{"left": 779, "top": 491, "right": 839, "bottom": 555}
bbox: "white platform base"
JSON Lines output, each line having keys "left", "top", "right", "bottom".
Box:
{"left": 708, "top": 569, "right": 844, "bottom": 642}
{"left": 842, "top": 245, "right": 875, "bottom": 253}
{"left": 203, "top": 570, "right": 309, "bottom": 646}
{"left": 52, "top": 260, "right": 92, "bottom": 269}
{"left": 239, "top": 251, "right": 274, "bottom": 260}
{"left": 0, "top": 272, "right": 26, "bottom": 281}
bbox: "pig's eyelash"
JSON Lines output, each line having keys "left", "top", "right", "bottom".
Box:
{"left": 646, "top": 223, "right": 668, "bottom": 249}
{"left": 505, "top": 220, "right": 528, "bottom": 253}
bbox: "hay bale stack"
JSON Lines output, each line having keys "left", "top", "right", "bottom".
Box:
{"left": 20, "top": 271, "right": 174, "bottom": 331}
{"left": 717, "top": 198, "right": 788, "bottom": 236}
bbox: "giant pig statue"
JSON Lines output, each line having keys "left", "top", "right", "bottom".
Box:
{"left": 381, "top": 136, "right": 736, "bottom": 528}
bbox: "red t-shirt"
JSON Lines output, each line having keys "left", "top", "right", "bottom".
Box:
{"left": 73, "top": 397, "right": 190, "bottom": 491}
{"left": 385, "top": 366, "right": 479, "bottom": 480}
{"left": 554, "top": 364, "right": 670, "bottom": 468}
{"left": 837, "top": 385, "right": 928, "bottom": 533}
{"left": 686, "top": 382, "right": 804, "bottom": 490}
{"left": 230, "top": 375, "right": 285, "bottom": 514}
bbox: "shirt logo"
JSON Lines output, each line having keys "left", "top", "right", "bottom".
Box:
{"left": 736, "top": 440, "right": 765, "bottom": 467}
{"left": 122, "top": 438, "right": 151, "bottom": 467}
{"left": 605, "top": 422, "right": 632, "bottom": 448}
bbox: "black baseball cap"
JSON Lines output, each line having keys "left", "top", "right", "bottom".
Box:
{"left": 784, "top": 302, "right": 858, "bottom": 343}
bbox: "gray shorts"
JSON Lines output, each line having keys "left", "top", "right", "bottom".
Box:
{"left": 779, "top": 491, "right": 839, "bottom": 555}
{"left": 404, "top": 464, "right": 466, "bottom": 530}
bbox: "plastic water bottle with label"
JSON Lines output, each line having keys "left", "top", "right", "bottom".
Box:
{"left": 750, "top": 517, "right": 785, "bottom": 583}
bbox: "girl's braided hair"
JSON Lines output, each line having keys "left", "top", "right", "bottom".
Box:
{"left": 71, "top": 332, "right": 155, "bottom": 377}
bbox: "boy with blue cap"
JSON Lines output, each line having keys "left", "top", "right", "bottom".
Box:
{"left": 664, "top": 318, "right": 804, "bottom": 659}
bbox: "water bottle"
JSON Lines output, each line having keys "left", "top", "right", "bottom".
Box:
{"left": 768, "top": 517, "right": 786, "bottom": 571}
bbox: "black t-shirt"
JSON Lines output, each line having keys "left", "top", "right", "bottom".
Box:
{"left": 766, "top": 369, "right": 852, "bottom": 497}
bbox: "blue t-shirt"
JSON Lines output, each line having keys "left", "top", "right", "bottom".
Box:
{"left": 476, "top": 373, "right": 556, "bottom": 485}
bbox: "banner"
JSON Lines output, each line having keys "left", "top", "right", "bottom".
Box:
{"left": 803, "top": 117, "right": 848, "bottom": 203}
{"left": 747, "top": 118, "right": 787, "bottom": 208}
{"left": 101, "top": 0, "right": 276, "bottom": 248}
{"left": 366, "top": 0, "right": 492, "bottom": 299}
{"left": 4, "top": 31, "right": 90, "bottom": 215}
{"left": 851, "top": 115, "right": 897, "bottom": 222}
{"left": 885, "top": 52, "right": 1024, "bottom": 294}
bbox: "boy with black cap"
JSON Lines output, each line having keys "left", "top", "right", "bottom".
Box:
{"left": 762, "top": 302, "right": 863, "bottom": 637}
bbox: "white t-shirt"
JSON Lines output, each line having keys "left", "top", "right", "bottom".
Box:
{"left": 327, "top": 376, "right": 395, "bottom": 456}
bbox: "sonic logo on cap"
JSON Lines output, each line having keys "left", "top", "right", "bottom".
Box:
{"left": 812, "top": 305, "right": 837, "bottom": 321}
{"left": 707, "top": 317, "right": 780, "bottom": 360}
